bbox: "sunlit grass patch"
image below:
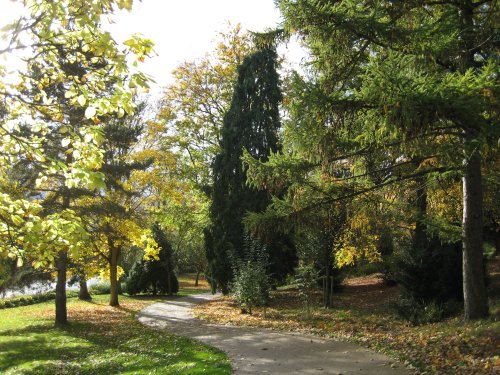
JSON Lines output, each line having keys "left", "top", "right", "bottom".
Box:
{"left": 0, "top": 294, "right": 230, "bottom": 374}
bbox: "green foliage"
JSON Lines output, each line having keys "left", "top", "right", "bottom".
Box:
{"left": 231, "top": 237, "right": 270, "bottom": 314}
{"left": 126, "top": 224, "right": 179, "bottom": 296}
{"left": 159, "top": 24, "right": 253, "bottom": 186}
{"left": 0, "top": 0, "right": 153, "bottom": 263}
{"left": 0, "top": 0, "right": 156, "bottom": 322}
{"left": 271, "top": 0, "right": 498, "bottom": 319}
{"left": 393, "top": 238, "right": 463, "bottom": 305}
{"left": 0, "top": 290, "right": 80, "bottom": 309}
{"left": 89, "top": 282, "right": 111, "bottom": 295}
{"left": 395, "top": 296, "right": 446, "bottom": 326}
{"left": 388, "top": 234, "right": 464, "bottom": 324}
{"left": 295, "top": 262, "right": 319, "bottom": 319}
{"left": 206, "top": 46, "right": 284, "bottom": 292}
{"left": 126, "top": 262, "right": 179, "bottom": 296}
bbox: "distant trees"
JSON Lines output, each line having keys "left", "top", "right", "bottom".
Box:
{"left": 82, "top": 103, "right": 157, "bottom": 307}
{"left": 147, "top": 25, "right": 254, "bottom": 285}
{"left": 126, "top": 224, "right": 178, "bottom": 296}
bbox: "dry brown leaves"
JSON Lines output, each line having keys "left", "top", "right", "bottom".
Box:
{"left": 194, "top": 274, "right": 500, "bottom": 375}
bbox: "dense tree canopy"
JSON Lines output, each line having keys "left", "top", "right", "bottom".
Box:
{"left": 205, "top": 46, "right": 283, "bottom": 293}
{"left": 243, "top": 0, "right": 499, "bottom": 320}
{"left": 0, "top": 0, "right": 155, "bottom": 324}
{"left": 0, "top": 0, "right": 497, "bottom": 329}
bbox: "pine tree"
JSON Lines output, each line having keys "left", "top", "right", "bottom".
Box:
{"left": 205, "top": 47, "right": 283, "bottom": 293}
{"left": 277, "top": 0, "right": 497, "bottom": 320}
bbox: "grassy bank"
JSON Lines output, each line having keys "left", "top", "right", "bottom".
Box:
{"left": 0, "top": 283, "right": 229, "bottom": 374}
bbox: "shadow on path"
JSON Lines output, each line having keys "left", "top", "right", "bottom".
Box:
{"left": 138, "top": 293, "right": 413, "bottom": 375}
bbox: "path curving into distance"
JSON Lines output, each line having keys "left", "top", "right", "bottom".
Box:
{"left": 138, "top": 293, "right": 413, "bottom": 375}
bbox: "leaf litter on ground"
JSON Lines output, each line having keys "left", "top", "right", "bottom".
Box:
{"left": 194, "top": 271, "right": 499, "bottom": 375}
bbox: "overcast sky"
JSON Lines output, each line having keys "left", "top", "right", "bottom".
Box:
{"left": 106, "top": 0, "right": 285, "bottom": 87}
{"left": 0, "top": 0, "right": 303, "bottom": 93}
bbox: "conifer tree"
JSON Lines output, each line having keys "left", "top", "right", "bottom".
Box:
{"left": 205, "top": 47, "right": 283, "bottom": 293}
{"left": 126, "top": 223, "right": 178, "bottom": 296}
{"left": 274, "top": 0, "right": 498, "bottom": 320}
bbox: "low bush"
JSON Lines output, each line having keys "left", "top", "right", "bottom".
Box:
{"left": 395, "top": 294, "right": 448, "bottom": 325}
{"left": 231, "top": 237, "right": 270, "bottom": 315}
{"left": 89, "top": 281, "right": 111, "bottom": 295}
{"left": 0, "top": 290, "right": 78, "bottom": 309}
{"left": 126, "top": 262, "right": 179, "bottom": 296}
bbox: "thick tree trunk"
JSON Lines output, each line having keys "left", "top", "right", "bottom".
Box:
{"left": 78, "top": 276, "right": 91, "bottom": 301}
{"left": 109, "top": 245, "right": 120, "bottom": 307}
{"left": 55, "top": 250, "right": 68, "bottom": 325}
{"left": 462, "top": 143, "right": 488, "bottom": 320}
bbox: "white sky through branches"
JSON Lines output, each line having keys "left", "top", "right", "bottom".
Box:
{"left": 1, "top": 0, "right": 304, "bottom": 94}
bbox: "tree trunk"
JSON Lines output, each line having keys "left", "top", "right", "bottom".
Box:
{"left": 324, "top": 269, "right": 331, "bottom": 308}
{"left": 109, "top": 244, "right": 120, "bottom": 307}
{"left": 78, "top": 276, "right": 91, "bottom": 301}
{"left": 462, "top": 140, "right": 488, "bottom": 320}
{"left": 195, "top": 270, "right": 200, "bottom": 287}
{"left": 55, "top": 250, "right": 68, "bottom": 325}
{"left": 414, "top": 174, "right": 428, "bottom": 250}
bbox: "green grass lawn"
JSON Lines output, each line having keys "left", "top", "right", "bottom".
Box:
{"left": 0, "top": 294, "right": 230, "bottom": 374}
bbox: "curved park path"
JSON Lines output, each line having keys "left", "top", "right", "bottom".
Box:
{"left": 138, "top": 293, "right": 413, "bottom": 375}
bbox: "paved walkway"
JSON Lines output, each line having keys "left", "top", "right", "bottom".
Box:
{"left": 138, "top": 293, "right": 413, "bottom": 375}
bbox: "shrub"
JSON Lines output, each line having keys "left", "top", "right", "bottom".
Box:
{"left": 231, "top": 237, "right": 270, "bottom": 315}
{"left": 126, "top": 261, "right": 179, "bottom": 296}
{"left": 0, "top": 290, "right": 69, "bottom": 309}
{"left": 126, "top": 223, "right": 179, "bottom": 296}
{"left": 395, "top": 295, "right": 445, "bottom": 325}
{"left": 89, "top": 282, "right": 111, "bottom": 295}
{"left": 295, "top": 262, "right": 319, "bottom": 319}
{"left": 391, "top": 236, "right": 463, "bottom": 321}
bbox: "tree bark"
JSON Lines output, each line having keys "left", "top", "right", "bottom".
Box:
{"left": 413, "top": 172, "right": 428, "bottom": 251}
{"left": 55, "top": 250, "right": 68, "bottom": 325}
{"left": 195, "top": 270, "right": 200, "bottom": 287}
{"left": 78, "top": 276, "right": 92, "bottom": 301}
{"left": 55, "top": 184, "right": 71, "bottom": 326}
{"left": 109, "top": 244, "right": 120, "bottom": 307}
{"left": 462, "top": 139, "right": 488, "bottom": 320}
{"left": 324, "top": 265, "right": 331, "bottom": 308}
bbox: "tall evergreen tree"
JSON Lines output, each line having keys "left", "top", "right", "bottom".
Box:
{"left": 275, "top": 0, "right": 498, "bottom": 320}
{"left": 205, "top": 47, "right": 283, "bottom": 293}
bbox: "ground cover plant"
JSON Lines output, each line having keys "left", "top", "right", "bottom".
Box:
{"left": 0, "top": 281, "right": 229, "bottom": 374}
{"left": 194, "top": 262, "right": 500, "bottom": 375}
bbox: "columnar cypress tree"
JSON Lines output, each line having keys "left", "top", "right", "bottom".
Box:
{"left": 205, "top": 47, "right": 282, "bottom": 293}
